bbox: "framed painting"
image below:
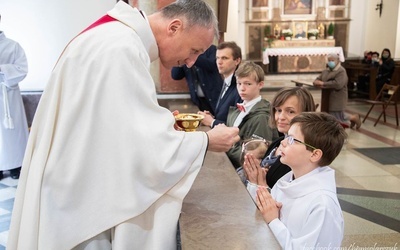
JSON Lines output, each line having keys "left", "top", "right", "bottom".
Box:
{"left": 292, "top": 21, "right": 308, "bottom": 39}
{"left": 284, "top": 0, "right": 312, "bottom": 15}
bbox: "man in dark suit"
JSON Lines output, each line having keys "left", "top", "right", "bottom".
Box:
{"left": 199, "top": 41, "right": 242, "bottom": 128}
{"left": 171, "top": 45, "right": 222, "bottom": 115}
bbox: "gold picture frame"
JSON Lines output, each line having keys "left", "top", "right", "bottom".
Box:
{"left": 292, "top": 21, "right": 308, "bottom": 39}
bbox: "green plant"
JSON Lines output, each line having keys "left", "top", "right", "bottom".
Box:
{"left": 263, "top": 25, "right": 276, "bottom": 48}
{"left": 264, "top": 25, "right": 271, "bottom": 37}
{"left": 328, "top": 23, "right": 335, "bottom": 36}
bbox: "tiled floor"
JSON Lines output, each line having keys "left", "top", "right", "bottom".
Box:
{"left": 1, "top": 78, "right": 399, "bottom": 249}
{"left": 0, "top": 174, "right": 18, "bottom": 250}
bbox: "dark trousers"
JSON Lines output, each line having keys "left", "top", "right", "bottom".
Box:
{"left": 197, "top": 97, "right": 214, "bottom": 115}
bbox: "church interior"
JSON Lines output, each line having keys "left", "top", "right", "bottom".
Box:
{"left": 0, "top": 0, "right": 399, "bottom": 249}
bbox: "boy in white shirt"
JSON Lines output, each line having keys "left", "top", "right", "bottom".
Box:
{"left": 256, "top": 112, "right": 347, "bottom": 249}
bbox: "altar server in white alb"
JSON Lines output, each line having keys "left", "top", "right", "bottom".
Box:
{"left": 7, "top": 1, "right": 239, "bottom": 249}
{"left": 255, "top": 112, "right": 346, "bottom": 249}
{"left": 0, "top": 14, "right": 29, "bottom": 180}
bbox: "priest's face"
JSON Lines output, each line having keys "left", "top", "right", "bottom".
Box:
{"left": 158, "top": 20, "right": 214, "bottom": 69}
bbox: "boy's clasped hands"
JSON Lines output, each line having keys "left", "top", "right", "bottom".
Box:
{"left": 243, "top": 153, "right": 282, "bottom": 224}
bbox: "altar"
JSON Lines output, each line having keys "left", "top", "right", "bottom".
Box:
{"left": 262, "top": 39, "right": 344, "bottom": 73}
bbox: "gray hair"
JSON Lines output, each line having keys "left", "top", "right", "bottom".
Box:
{"left": 327, "top": 53, "right": 339, "bottom": 60}
{"left": 160, "top": 0, "right": 219, "bottom": 40}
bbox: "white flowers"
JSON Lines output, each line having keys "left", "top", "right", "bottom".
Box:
{"left": 308, "top": 29, "right": 319, "bottom": 35}
{"left": 282, "top": 29, "right": 293, "bottom": 36}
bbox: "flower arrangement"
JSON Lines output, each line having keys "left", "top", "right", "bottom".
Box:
{"left": 282, "top": 29, "right": 293, "bottom": 38}
{"left": 308, "top": 29, "right": 319, "bottom": 36}
{"left": 307, "top": 29, "right": 319, "bottom": 39}
{"left": 263, "top": 25, "right": 276, "bottom": 48}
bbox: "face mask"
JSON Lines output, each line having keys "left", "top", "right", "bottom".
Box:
{"left": 327, "top": 61, "right": 336, "bottom": 69}
{"left": 382, "top": 54, "right": 389, "bottom": 59}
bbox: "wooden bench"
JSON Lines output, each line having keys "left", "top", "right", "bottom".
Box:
{"left": 387, "top": 65, "right": 400, "bottom": 103}
{"left": 342, "top": 62, "right": 378, "bottom": 100}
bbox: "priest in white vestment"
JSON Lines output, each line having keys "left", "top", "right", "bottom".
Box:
{"left": 7, "top": 1, "right": 239, "bottom": 249}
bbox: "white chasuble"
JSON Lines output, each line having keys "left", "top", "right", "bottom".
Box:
{"left": 7, "top": 2, "right": 208, "bottom": 250}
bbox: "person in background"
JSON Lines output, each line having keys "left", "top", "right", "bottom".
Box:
{"left": 376, "top": 48, "right": 395, "bottom": 93}
{"left": 256, "top": 112, "right": 346, "bottom": 249}
{"left": 370, "top": 51, "right": 380, "bottom": 67}
{"left": 198, "top": 41, "right": 242, "bottom": 128}
{"left": 225, "top": 61, "right": 278, "bottom": 171}
{"left": 243, "top": 87, "right": 316, "bottom": 190}
{"left": 358, "top": 51, "right": 379, "bottom": 93}
{"left": 0, "top": 14, "right": 29, "bottom": 180}
{"left": 361, "top": 50, "right": 372, "bottom": 64}
{"left": 171, "top": 44, "right": 222, "bottom": 115}
{"left": 7, "top": 1, "right": 240, "bottom": 249}
{"left": 313, "top": 53, "right": 361, "bottom": 129}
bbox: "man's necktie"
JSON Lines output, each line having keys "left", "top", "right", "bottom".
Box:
{"left": 236, "top": 103, "right": 246, "bottom": 112}
{"left": 220, "top": 82, "right": 229, "bottom": 99}
{"left": 216, "top": 82, "right": 229, "bottom": 109}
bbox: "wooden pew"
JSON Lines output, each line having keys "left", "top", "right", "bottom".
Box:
{"left": 388, "top": 64, "right": 400, "bottom": 102}
{"left": 342, "top": 62, "right": 378, "bottom": 100}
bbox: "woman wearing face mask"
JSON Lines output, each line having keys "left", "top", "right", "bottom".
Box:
{"left": 376, "top": 48, "right": 395, "bottom": 93}
{"left": 313, "top": 53, "right": 361, "bottom": 129}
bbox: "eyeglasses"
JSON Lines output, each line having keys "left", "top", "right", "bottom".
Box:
{"left": 285, "top": 135, "right": 317, "bottom": 150}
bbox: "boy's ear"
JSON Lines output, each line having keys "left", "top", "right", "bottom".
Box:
{"left": 310, "top": 149, "right": 323, "bottom": 164}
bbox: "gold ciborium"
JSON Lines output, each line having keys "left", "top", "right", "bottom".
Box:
{"left": 174, "top": 113, "right": 204, "bottom": 132}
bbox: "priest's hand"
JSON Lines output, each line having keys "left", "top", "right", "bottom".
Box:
{"left": 172, "top": 110, "right": 183, "bottom": 131}
{"left": 206, "top": 124, "right": 239, "bottom": 152}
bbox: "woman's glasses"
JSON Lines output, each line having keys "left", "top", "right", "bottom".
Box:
{"left": 285, "top": 135, "right": 317, "bottom": 150}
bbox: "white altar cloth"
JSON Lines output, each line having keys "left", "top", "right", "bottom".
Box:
{"left": 263, "top": 47, "right": 345, "bottom": 64}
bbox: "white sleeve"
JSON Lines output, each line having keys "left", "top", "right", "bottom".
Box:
{"left": 268, "top": 197, "right": 343, "bottom": 249}
{"left": 246, "top": 181, "right": 258, "bottom": 203}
